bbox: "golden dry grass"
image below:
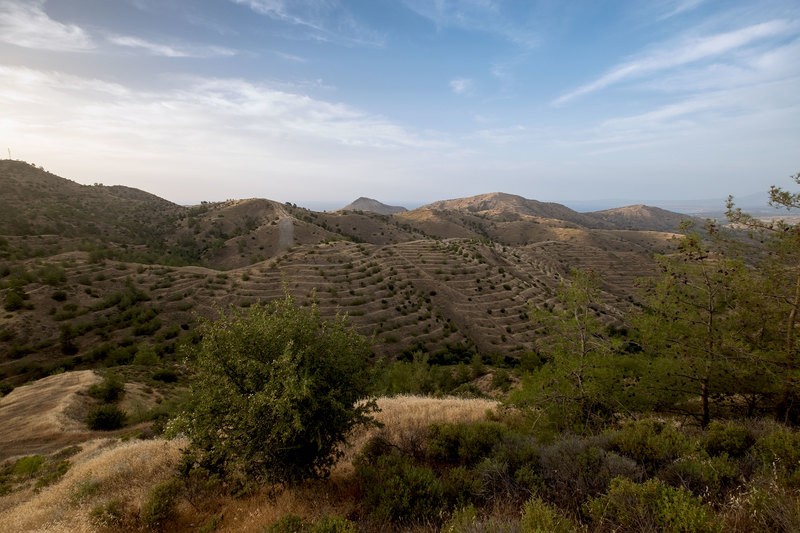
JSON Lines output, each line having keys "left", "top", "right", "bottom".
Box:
{"left": 337, "top": 395, "right": 499, "bottom": 475}
{"left": 0, "top": 438, "right": 186, "bottom": 533}
{"left": 0, "top": 371, "right": 101, "bottom": 461}
{"left": 0, "top": 395, "right": 497, "bottom": 532}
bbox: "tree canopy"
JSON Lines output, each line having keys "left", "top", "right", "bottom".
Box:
{"left": 181, "top": 296, "right": 376, "bottom": 487}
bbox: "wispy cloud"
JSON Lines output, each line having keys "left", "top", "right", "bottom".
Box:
{"left": 231, "top": 0, "right": 384, "bottom": 47}
{"left": 0, "top": 64, "right": 454, "bottom": 202}
{"left": 0, "top": 0, "right": 93, "bottom": 51}
{"left": 402, "top": 0, "right": 538, "bottom": 48}
{"left": 107, "top": 35, "right": 237, "bottom": 58}
{"left": 658, "top": 0, "right": 707, "bottom": 20}
{"left": 0, "top": 63, "right": 447, "bottom": 159}
{"left": 449, "top": 77, "right": 473, "bottom": 95}
{"left": 554, "top": 19, "right": 796, "bottom": 106}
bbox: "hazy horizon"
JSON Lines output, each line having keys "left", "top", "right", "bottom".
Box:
{"left": 1, "top": 1, "right": 798, "bottom": 206}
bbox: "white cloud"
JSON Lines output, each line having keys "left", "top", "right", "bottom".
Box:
{"left": 230, "top": 0, "right": 384, "bottom": 47}
{"left": 554, "top": 19, "right": 796, "bottom": 106}
{"left": 0, "top": 0, "right": 93, "bottom": 51}
{"left": 449, "top": 77, "right": 473, "bottom": 95}
{"left": 0, "top": 65, "right": 451, "bottom": 203}
{"left": 403, "top": 0, "right": 538, "bottom": 48}
{"left": 107, "top": 35, "right": 237, "bottom": 58}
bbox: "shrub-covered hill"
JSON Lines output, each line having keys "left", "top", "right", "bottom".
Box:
{"left": 0, "top": 160, "right": 687, "bottom": 386}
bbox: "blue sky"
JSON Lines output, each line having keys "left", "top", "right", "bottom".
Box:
{"left": 0, "top": 0, "right": 798, "bottom": 209}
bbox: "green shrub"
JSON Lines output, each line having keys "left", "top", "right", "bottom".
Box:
{"left": 86, "top": 404, "right": 126, "bottom": 430}
{"left": 753, "top": 426, "right": 800, "bottom": 476}
{"left": 183, "top": 296, "right": 375, "bottom": 487}
{"left": 536, "top": 436, "right": 642, "bottom": 512}
{"left": 520, "top": 495, "right": 579, "bottom": 533}
{"left": 12, "top": 455, "right": 45, "bottom": 477}
{"left": 51, "top": 290, "right": 68, "bottom": 302}
{"left": 139, "top": 477, "right": 182, "bottom": 530}
{"left": 606, "top": 419, "right": 692, "bottom": 474}
{"left": 133, "top": 344, "right": 159, "bottom": 366}
{"left": 427, "top": 422, "right": 506, "bottom": 466}
{"left": 441, "top": 505, "right": 478, "bottom": 533}
{"left": 705, "top": 421, "right": 755, "bottom": 458}
{"left": 443, "top": 466, "right": 484, "bottom": 508}
{"left": 586, "top": 477, "right": 720, "bottom": 533}
{"left": 4, "top": 289, "right": 26, "bottom": 311}
{"left": 658, "top": 452, "right": 739, "bottom": 502}
{"left": 87, "top": 374, "right": 124, "bottom": 403}
{"left": 152, "top": 369, "right": 178, "bottom": 383}
{"left": 357, "top": 451, "right": 445, "bottom": 525}
{"left": 34, "top": 459, "right": 71, "bottom": 489}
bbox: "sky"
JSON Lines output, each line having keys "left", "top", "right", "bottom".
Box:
{"left": 0, "top": 0, "right": 798, "bottom": 210}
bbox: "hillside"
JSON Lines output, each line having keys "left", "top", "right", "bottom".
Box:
{"left": 587, "top": 204, "right": 699, "bottom": 232}
{"left": 0, "top": 162, "right": 687, "bottom": 386}
{"left": 0, "top": 160, "right": 182, "bottom": 244}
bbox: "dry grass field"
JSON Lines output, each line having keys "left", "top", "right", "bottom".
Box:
{"left": 0, "top": 371, "right": 101, "bottom": 461}
{"left": 0, "top": 375, "right": 498, "bottom": 533}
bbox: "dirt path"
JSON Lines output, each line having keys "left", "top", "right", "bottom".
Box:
{"left": 0, "top": 370, "right": 100, "bottom": 461}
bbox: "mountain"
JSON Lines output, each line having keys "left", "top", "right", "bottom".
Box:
{"left": 0, "top": 163, "right": 693, "bottom": 386}
{"left": 341, "top": 197, "right": 408, "bottom": 215}
{"left": 585, "top": 204, "right": 696, "bottom": 233}
{"left": 420, "top": 192, "right": 606, "bottom": 227}
{"left": 0, "top": 160, "right": 181, "bottom": 242}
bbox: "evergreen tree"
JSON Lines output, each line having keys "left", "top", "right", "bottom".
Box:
{"left": 727, "top": 171, "right": 800, "bottom": 423}
{"left": 513, "top": 269, "right": 630, "bottom": 432}
{"left": 637, "top": 222, "right": 748, "bottom": 428}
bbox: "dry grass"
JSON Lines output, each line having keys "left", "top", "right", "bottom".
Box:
{"left": 0, "top": 438, "right": 186, "bottom": 532}
{"left": 0, "top": 394, "right": 497, "bottom": 532}
{"left": 0, "top": 371, "right": 101, "bottom": 461}
{"left": 337, "top": 394, "right": 499, "bottom": 475}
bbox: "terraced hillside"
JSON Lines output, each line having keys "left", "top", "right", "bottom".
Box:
{"left": 1, "top": 161, "right": 688, "bottom": 388}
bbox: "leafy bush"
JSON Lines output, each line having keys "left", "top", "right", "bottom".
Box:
{"left": 51, "top": 290, "right": 68, "bottom": 302}
{"left": 152, "top": 369, "right": 178, "bottom": 383}
{"left": 586, "top": 477, "right": 720, "bottom": 533}
{"left": 183, "top": 296, "right": 375, "bottom": 487}
{"left": 4, "top": 289, "right": 26, "bottom": 311}
{"left": 752, "top": 426, "right": 800, "bottom": 483}
{"left": 658, "top": 452, "right": 739, "bottom": 502}
{"left": 139, "top": 477, "right": 183, "bottom": 530}
{"left": 705, "top": 421, "right": 755, "bottom": 458}
{"left": 520, "top": 495, "right": 579, "bottom": 533}
{"left": 536, "top": 436, "right": 642, "bottom": 512}
{"left": 12, "top": 455, "right": 45, "bottom": 477}
{"left": 357, "top": 450, "right": 445, "bottom": 525}
{"left": 87, "top": 374, "right": 124, "bottom": 403}
{"left": 427, "top": 422, "right": 506, "bottom": 466}
{"left": 86, "top": 404, "right": 126, "bottom": 430}
{"left": 606, "top": 419, "right": 692, "bottom": 474}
